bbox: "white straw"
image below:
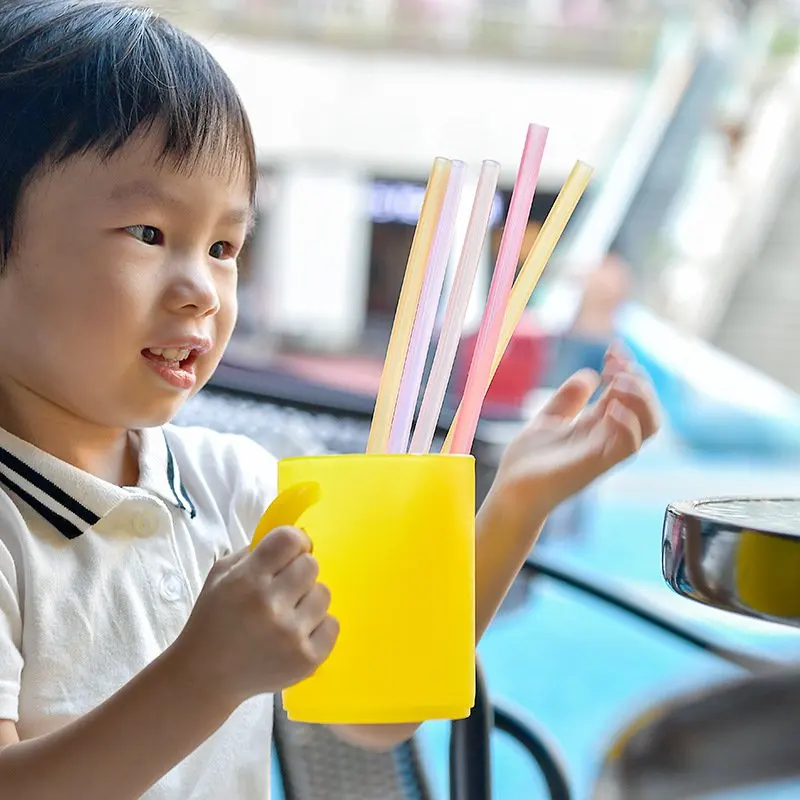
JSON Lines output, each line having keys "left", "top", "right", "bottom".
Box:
{"left": 409, "top": 160, "right": 501, "bottom": 454}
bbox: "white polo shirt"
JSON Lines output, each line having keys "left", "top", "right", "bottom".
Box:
{"left": 0, "top": 422, "right": 278, "bottom": 799}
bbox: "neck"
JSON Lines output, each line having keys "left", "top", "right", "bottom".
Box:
{"left": 0, "top": 378, "right": 139, "bottom": 487}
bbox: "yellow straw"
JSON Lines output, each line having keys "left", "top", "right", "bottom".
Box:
{"left": 442, "top": 160, "right": 594, "bottom": 452}
{"left": 367, "top": 157, "right": 452, "bottom": 453}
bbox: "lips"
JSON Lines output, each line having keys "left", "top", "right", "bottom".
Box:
{"left": 141, "top": 339, "right": 211, "bottom": 390}
{"left": 142, "top": 351, "right": 198, "bottom": 390}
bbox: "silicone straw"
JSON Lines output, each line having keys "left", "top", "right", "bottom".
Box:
{"left": 366, "top": 158, "right": 451, "bottom": 453}
{"left": 443, "top": 159, "right": 593, "bottom": 453}
{"left": 409, "top": 160, "right": 501, "bottom": 454}
{"left": 387, "top": 161, "right": 466, "bottom": 453}
{"left": 446, "top": 124, "right": 548, "bottom": 454}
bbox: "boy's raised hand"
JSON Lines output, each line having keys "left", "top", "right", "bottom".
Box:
{"left": 177, "top": 527, "right": 339, "bottom": 704}
{"left": 492, "top": 342, "right": 661, "bottom": 525}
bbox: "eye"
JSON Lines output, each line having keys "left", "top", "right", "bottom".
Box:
{"left": 209, "top": 241, "right": 235, "bottom": 260}
{"left": 126, "top": 225, "right": 164, "bottom": 246}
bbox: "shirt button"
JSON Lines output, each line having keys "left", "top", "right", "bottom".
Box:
{"left": 132, "top": 513, "right": 158, "bottom": 537}
{"left": 160, "top": 573, "right": 185, "bottom": 603}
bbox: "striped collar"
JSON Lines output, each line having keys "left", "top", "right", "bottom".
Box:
{"left": 0, "top": 426, "right": 196, "bottom": 540}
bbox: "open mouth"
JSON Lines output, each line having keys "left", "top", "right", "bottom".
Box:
{"left": 142, "top": 347, "right": 198, "bottom": 369}
{"left": 142, "top": 347, "right": 200, "bottom": 372}
{"left": 141, "top": 341, "right": 211, "bottom": 390}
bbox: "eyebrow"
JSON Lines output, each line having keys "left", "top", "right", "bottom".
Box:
{"left": 109, "top": 179, "right": 255, "bottom": 231}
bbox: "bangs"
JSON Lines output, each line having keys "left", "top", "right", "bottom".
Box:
{"left": 51, "top": 4, "right": 256, "bottom": 194}
{"left": 0, "top": 0, "right": 258, "bottom": 266}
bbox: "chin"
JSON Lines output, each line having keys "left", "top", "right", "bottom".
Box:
{"left": 116, "top": 394, "right": 194, "bottom": 430}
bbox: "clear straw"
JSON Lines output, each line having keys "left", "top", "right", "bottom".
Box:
{"left": 387, "top": 160, "right": 466, "bottom": 454}
{"left": 445, "top": 123, "right": 549, "bottom": 454}
{"left": 366, "top": 157, "right": 452, "bottom": 454}
{"left": 442, "top": 159, "right": 594, "bottom": 453}
{"left": 409, "top": 160, "right": 501, "bottom": 455}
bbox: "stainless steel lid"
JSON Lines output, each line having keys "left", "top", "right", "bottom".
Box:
{"left": 663, "top": 497, "right": 800, "bottom": 627}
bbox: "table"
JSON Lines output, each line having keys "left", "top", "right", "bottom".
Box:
{"left": 663, "top": 497, "right": 800, "bottom": 627}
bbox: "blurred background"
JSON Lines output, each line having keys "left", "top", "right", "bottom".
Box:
{"left": 153, "top": 0, "right": 800, "bottom": 796}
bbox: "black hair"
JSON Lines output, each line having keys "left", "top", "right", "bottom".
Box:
{"left": 0, "top": 0, "right": 258, "bottom": 272}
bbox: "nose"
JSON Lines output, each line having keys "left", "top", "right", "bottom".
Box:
{"left": 164, "top": 256, "right": 221, "bottom": 317}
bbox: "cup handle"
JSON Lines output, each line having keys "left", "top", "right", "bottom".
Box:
{"left": 250, "top": 481, "right": 321, "bottom": 551}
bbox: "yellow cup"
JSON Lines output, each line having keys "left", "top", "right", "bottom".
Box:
{"left": 257, "top": 453, "right": 476, "bottom": 725}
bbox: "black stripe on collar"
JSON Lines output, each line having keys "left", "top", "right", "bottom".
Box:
{"left": 0, "top": 470, "right": 95, "bottom": 540}
{"left": 0, "top": 446, "right": 99, "bottom": 525}
{"left": 0, "top": 431, "right": 197, "bottom": 539}
{"left": 164, "top": 431, "right": 197, "bottom": 519}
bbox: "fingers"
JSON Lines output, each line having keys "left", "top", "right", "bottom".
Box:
{"left": 578, "top": 349, "right": 660, "bottom": 465}
{"left": 603, "top": 340, "right": 632, "bottom": 378}
{"left": 608, "top": 372, "right": 660, "bottom": 441}
{"left": 211, "top": 546, "right": 249, "bottom": 574}
{"left": 251, "top": 525, "right": 312, "bottom": 575}
{"left": 307, "top": 615, "right": 340, "bottom": 663}
{"left": 272, "top": 552, "right": 320, "bottom": 606}
{"left": 296, "top": 582, "right": 332, "bottom": 633}
{"left": 541, "top": 368, "right": 601, "bottom": 421}
{"left": 600, "top": 397, "right": 644, "bottom": 462}
{"left": 274, "top": 562, "right": 337, "bottom": 665}
{"left": 588, "top": 343, "right": 660, "bottom": 439}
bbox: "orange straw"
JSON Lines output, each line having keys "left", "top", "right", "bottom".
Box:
{"left": 366, "top": 158, "right": 452, "bottom": 453}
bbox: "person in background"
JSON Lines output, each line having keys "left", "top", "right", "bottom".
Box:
{"left": 545, "top": 248, "right": 633, "bottom": 394}
{"left": 540, "top": 249, "right": 633, "bottom": 542}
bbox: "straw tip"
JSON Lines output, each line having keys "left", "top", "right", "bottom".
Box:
{"left": 527, "top": 122, "right": 550, "bottom": 137}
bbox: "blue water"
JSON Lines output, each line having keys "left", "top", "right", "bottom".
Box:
{"left": 416, "top": 469, "right": 800, "bottom": 799}
{"left": 273, "top": 446, "right": 800, "bottom": 799}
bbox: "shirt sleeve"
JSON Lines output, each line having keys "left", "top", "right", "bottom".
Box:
{"left": 0, "top": 539, "right": 23, "bottom": 722}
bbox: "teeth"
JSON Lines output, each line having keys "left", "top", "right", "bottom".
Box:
{"left": 149, "top": 347, "right": 192, "bottom": 362}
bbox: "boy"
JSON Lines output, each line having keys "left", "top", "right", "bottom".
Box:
{"left": 0, "top": 1, "right": 660, "bottom": 797}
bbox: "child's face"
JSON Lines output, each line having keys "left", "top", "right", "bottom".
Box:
{"left": 0, "top": 127, "right": 252, "bottom": 431}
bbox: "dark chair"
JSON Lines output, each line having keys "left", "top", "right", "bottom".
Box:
{"left": 273, "top": 699, "right": 435, "bottom": 800}
{"left": 594, "top": 666, "right": 800, "bottom": 800}
{"left": 272, "top": 660, "right": 572, "bottom": 800}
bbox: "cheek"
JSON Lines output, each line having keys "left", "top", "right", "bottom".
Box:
{"left": 8, "top": 259, "right": 150, "bottom": 362}
{"left": 54, "top": 265, "right": 145, "bottom": 332}
{"left": 216, "top": 272, "right": 239, "bottom": 332}
{"left": 194, "top": 284, "right": 237, "bottom": 386}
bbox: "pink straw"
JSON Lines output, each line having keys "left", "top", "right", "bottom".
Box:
{"left": 387, "top": 161, "right": 466, "bottom": 453}
{"left": 409, "top": 160, "right": 500, "bottom": 455}
{"left": 445, "top": 123, "right": 549, "bottom": 454}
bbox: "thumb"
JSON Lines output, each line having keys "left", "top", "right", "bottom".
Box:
{"left": 205, "top": 545, "right": 249, "bottom": 585}
{"left": 540, "top": 368, "right": 601, "bottom": 421}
